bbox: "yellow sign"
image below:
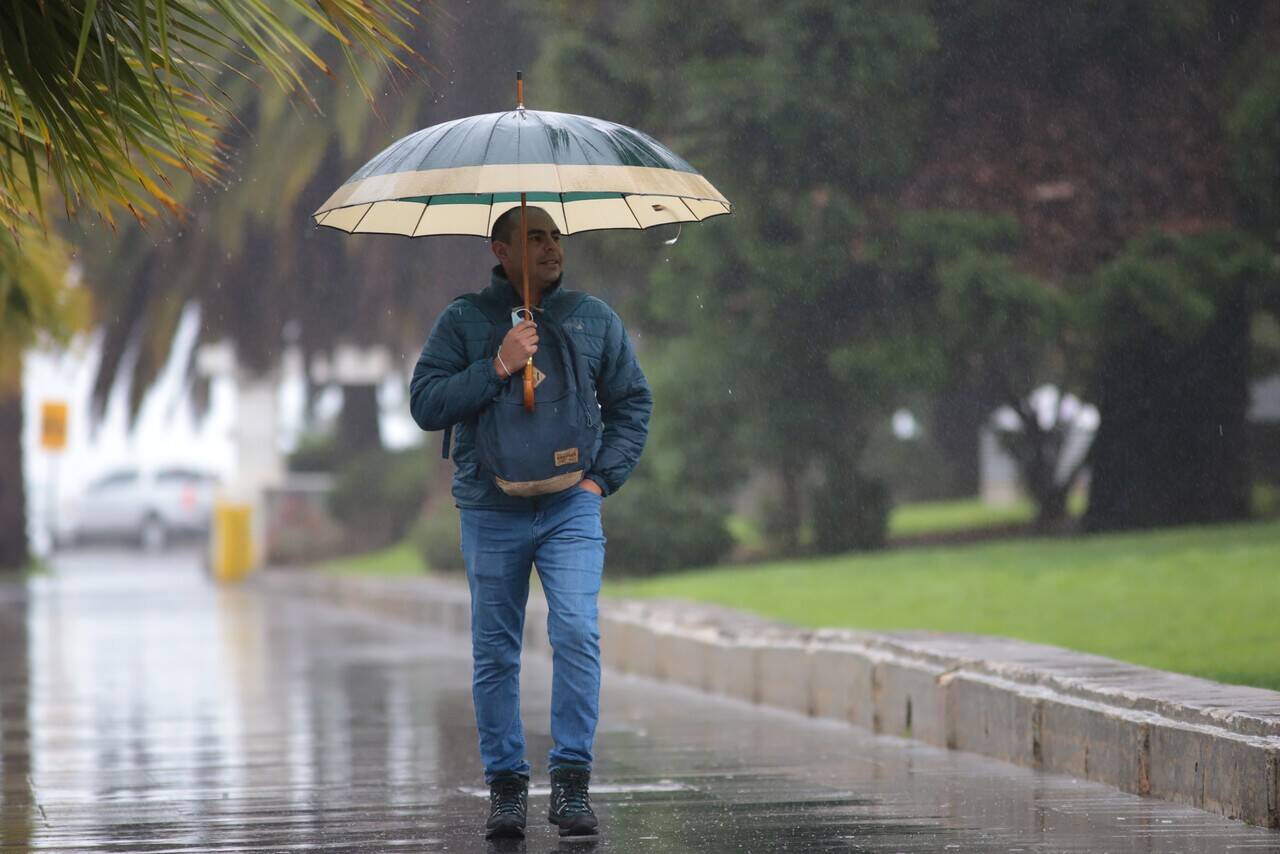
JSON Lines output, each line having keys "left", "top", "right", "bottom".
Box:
{"left": 40, "top": 401, "right": 68, "bottom": 452}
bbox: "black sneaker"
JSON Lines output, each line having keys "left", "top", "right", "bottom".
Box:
{"left": 548, "top": 765, "right": 598, "bottom": 838}
{"left": 485, "top": 773, "right": 528, "bottom": 839}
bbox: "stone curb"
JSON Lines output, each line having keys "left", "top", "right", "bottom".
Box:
{"left": 256, "top": 570, "right": 1280, "bottom": 829}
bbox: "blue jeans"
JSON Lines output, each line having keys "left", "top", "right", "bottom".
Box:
{"left": 459, "top": 486, "right": 605, "bottom": 783}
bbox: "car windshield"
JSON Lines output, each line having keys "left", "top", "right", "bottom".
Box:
{"left": 88, "top": 471, "right": 139, "bottom": 492}
{"left": 155, "top": 469, "right": 213, "bottom": 484}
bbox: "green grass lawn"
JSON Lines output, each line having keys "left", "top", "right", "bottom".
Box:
{"left": 607, "top": 521, "right": 1280, "bottom": 691}
{"left": 731, "top": 496, "right": 1070, "bottom": 549}
{"left": 317, "top": 541, "right": 426, "bottom": 576}
{"left": 23, "top": 557, "right": 51, "bottom": 578}
{"left": 889, "top": 498, "right": 1036, "bottom": 537}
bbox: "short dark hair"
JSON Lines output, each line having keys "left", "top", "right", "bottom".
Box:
{"left": 490, "top": 205, "right": 551, "bottom": 244}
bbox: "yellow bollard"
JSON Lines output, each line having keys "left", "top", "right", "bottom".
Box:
{"left": 212, "top": 502, "right": 255, "bottom": 583}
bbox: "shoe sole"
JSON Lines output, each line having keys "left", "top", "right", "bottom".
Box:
{"left": 484, "top": 822, "right": 526, "bottom": 840}
{"left": 549, "top": 816, "right": 599, "bottom": 838}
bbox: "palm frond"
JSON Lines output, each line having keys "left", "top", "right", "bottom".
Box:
{"left": 0, "top": 0, "right": 417, "bottom": 235}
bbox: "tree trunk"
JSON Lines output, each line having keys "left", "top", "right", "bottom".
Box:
{"left": 928, "top": 383, "right": 988, "bottom": 499}
{"left": 336, "top": 383, "right": 382, "bottom": 459}
{"left": 1034, "top": 483, "right": 1070, "bottom": 532}
{"left": 0, "top": 585, "right": 31, "bottom": 851}
{"left": 999, "top": 397, "right": 1081, "bottom": 533}
{"left": 812, "top": 448, "right": 890, "bottom": 554}
{"left": 0, "top": 355, "right": 28, "bottom": 572}
{"left": 772, "top": 466, "right": 802, "bottom": 556}
{"left": 1085, "top": 281, "right": 1251, "bottom": 531}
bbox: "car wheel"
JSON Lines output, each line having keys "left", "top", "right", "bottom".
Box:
{"left": 140, "top": 515, "right": 168, "bottom": 552}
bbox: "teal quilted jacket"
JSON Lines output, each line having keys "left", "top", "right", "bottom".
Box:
{"left": 409, "top": 267, "right": 653, "bottom": 510}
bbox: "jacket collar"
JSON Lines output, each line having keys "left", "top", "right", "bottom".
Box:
{"left": 487, "top": 265, "right": 565, "bottom": 314}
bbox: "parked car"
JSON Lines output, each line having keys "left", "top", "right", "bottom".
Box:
{"left": 58, "top": 467, "right": 219, "bottom": 550}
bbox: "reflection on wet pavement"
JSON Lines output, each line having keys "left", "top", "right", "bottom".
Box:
{"left": 1, "top": 551, "right": 1277, "bottom": 852}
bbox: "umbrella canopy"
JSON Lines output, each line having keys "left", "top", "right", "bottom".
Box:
{"left": 315, "top": 74, "right": 731, "bottom": 413}
{"left": 312, "top": 109, "right": 732, "bottom": 237}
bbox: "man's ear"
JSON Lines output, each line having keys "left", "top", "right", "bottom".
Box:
{"left": 490, "top": 240, "right": 507, "bottom": 263}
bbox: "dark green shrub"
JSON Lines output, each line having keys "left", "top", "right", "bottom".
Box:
{"left": 812, "top": 473, "right": 891, "bottom": 554}
{"left": 602, "top": 471, "right": 733, "bottom": 577}
{"left": 328, "top": 446, "right": 431, "bottom": 550}
{"left": 410, "top": 501, "right": 463, "bottom": 573}
{"left": 409, "top": 476, "right": 731, "bottom": 577}
{"left": 1228, "top": 56, "right": 1280, "bottom": 232}
{"left": 288, "top": 431, "right": 342, "bottom": 473}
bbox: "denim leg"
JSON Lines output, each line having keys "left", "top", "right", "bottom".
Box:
{"left": 533, "top": 489, "right": 606, "bottom": 771}
{"left": 460, "top": 507, "right": 536, "bottom": 783}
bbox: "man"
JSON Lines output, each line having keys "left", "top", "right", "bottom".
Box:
{"left": 409, "top": 206, "right": 652, "bottom": 839}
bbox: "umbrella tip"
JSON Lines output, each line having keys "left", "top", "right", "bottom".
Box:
{"left": 516, "top": 71, "right": 524, "bottom": 109}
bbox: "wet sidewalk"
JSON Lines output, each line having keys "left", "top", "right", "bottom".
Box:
{"left": 2, "top": 552, "right": 1278, "bottom": 852}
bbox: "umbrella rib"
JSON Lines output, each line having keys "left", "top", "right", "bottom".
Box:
{"left": 483, "top": 195, "right": 499, "bottom": 238}
{"left": 623, "top": 194, "right": 645, "bottom": 231}
{"left": 410, "top": 198, "right": 429, "bottom": 237}
{"left": 413, "top": 121, "right": 460, "bottom": 177}
{"left": 472, "top": 112, "right": 507, "bottom": 240}
{"left": 350, "top": 204, "right": 375, "bottom": 234}
{"left": 673, "top": 196, "right": 700, "bottom": 221}
{"left": 530, "top": 110, "right": 569, "bottom": 232}
{"left": 477, "top": 112, "right": 506, "bottom": 196}
{"left": 370, "top": 119, "right": 452, "bottom": 183}
{"left": 556, "top": 194, "right": 570, "bottom": 235}
{"left": 530, "top": 110, "right": 564, "bottom": 192}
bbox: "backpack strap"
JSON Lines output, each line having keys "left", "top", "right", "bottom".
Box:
{"left": 456, "top": 291, "right": 513, "bottom": 326}
{"left": 461, "top": 287, "right": 589, "bottom": 326}
{"left": 543, "top": 290, "right": 599, "bottom": 429}
{"left": 438, "top": 290, "right": 590, "bottom": 460}
{"left": 440, "top": 293, "right": 508, "bottom": 461}
{"left": 544, "top": 289, "right": 590, "bottom": 324}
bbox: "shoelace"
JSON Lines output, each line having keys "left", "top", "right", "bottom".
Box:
{"left": 491, "top": 781, "right": 526, "bottom": 817}
{"left": 554, "top": 773, "right": 592, "bottom": 814}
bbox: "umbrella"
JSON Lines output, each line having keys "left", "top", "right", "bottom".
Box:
{"left": 313, "top": 72, "right": 732, "bottom": 410}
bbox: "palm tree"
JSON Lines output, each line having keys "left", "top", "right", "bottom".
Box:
{"left": 0, "top": 0, "right": 416, "bottom": 570}
{"left": 0, "top": 216, "right": 81, "bottom": 568}
{"left": 81, "top": 0, "right": 538, "bottom": 453}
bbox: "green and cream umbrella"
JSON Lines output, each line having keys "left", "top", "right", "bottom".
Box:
{"left": 311, "top": 109, "right": 731, "bottom": 235}
{"left": 313, "top": 85, "right": 731, "bottom": 237}
{"left": 314, "top": 73, "right": 732, "bottom": 409}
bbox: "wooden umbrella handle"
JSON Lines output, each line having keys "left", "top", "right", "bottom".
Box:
{"left": 520, "top": 193, "right": 535, "bottom": 412}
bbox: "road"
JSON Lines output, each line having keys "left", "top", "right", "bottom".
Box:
{"left": 0, "top": 550, "right": 1276, "bottom": 852}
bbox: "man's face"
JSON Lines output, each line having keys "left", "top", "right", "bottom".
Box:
{"left": 494, "top": 208, "right": 564, "bottom": 288}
